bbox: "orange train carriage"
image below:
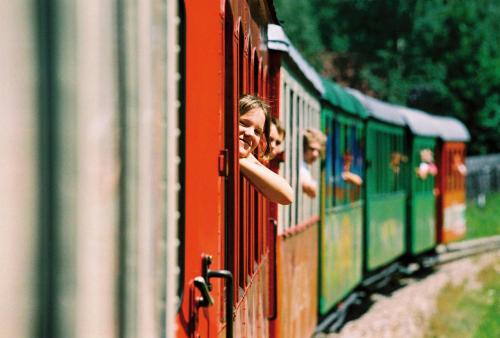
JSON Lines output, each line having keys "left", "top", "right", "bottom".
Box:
{"left": 433, "top": 117, "right": 470, "bottom": 244}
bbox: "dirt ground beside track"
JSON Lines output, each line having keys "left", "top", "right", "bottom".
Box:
{"left": 316, "top": 250, "right": 500, "bottom": 338}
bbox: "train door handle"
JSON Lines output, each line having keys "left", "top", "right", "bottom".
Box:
{"left": 202, "top": 254, "right": 234, "bottom": 338}
{"left": 193, "top": 276, "right": 214, "bottom": 307}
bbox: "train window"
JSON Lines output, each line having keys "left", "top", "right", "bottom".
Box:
{"left": 452, "top": 148, "right": 464, "bottom": 191}
{"left": 443, "top": 145, "right": 465, "bottom": 191}
{"left": 232, "top": 33, "right": 269, "bottom": 295}
{"left": 223, "top": 6, "right": 274, "bottom": 305}
{"left": 332, "top": 119, "right": 364, "bottom": 206}
{"left": 371, "top": 128, "right": 406, "bottom": 195}
{"left": 415, "top": 145, "right": 436, "bottom": 194}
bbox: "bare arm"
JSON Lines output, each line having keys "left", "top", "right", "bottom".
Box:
{"left": 300, "top": 165, "right": 317, "bottom": 198}
{"left": 239, "top": 154, "right": 294, "bottom": 205}
{"left": 342, "top": 171, "right": 363, "bottom": 186}
{"left": 302, "top": 181, "right": 317, "bottom": 198}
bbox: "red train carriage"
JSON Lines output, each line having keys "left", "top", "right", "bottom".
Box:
{"left": 178, "top": 1, "right": 278, "bottom": 337}
{"left": 267, "top": 24, "right": 324, "bottom": 338}
{"left": 433, "top": 117, "right": 470, "bottom": 244}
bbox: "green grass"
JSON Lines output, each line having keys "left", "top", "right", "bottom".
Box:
{"left": 424, "top": 259, "right": 500, "bottom": 338}
{"left": 465, "top": 192, "right": 500, "bottom": 240}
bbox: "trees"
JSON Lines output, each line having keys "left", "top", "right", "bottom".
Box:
{"left": 273, "top": 0, "right": 324, "bottom": 68}
{"left": 274, "top": 0, "right": 500, "bottom": 154}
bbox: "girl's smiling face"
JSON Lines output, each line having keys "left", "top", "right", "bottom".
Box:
{"left": 239, "top": 108, "right": 266, "bottom": 158}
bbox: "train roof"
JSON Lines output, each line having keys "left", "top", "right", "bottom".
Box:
{"left": 267, "top": 24, "right": 324, "bottom": 95}
{"left": 431, "top": 115, "right": 471, "bottom": 141}
{"left": 321, "top": 78, "right": 368, "bottom": 118}
{"left": 346, "top": 88, "right": 406, "bottom": 126}
{"left": 396, "top": 107, "right": 441, "bottom": 137}
{"left": 345, "top": 89, "right": 470, "bottom": 140}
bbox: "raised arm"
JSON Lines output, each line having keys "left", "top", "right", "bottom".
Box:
{"left": 239, "top": 154, "right": 293, "bottom": 205}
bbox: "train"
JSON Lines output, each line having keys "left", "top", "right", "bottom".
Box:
{"left": 1, "top": 1, "right": 471, "bottom": 338}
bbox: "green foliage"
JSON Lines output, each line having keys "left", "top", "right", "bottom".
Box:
{"left": 273, "top": 0, "right": 324, "bottom": 68}
{"left": 273, "top": 0, "right": 500, "bottom": 154}
{"left": 425, "top": 259, "right": 500, "bottom": 338}
{"left": 465, "top": 192, "right": 500, "bottom": 240}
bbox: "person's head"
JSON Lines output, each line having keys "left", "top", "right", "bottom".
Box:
{"left": 239, "top": 95, "right": 271, "bottom": 158}
{"left": 420, "top": 148, "right": 434, "bottom": 163}
{"left": 343, "top": 151, "right": 353, "bottom": 171}
{"left": 268, "top": 117, "right": 285, "bottom": 160}
{"left": 303, "top": 128, "right": 325, "bottom": 165}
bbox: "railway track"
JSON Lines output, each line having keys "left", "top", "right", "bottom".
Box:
{"left": 316, "top": 235, "right": 500, "bottom": 334}
{"left": 423, "top": 235, "right": 500, "bottom": 267}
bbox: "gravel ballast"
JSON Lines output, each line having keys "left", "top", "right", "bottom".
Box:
{"left": 317, "top": 250, "right": 500, "bottom": 338}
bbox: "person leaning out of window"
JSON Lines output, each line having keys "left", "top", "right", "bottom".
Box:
{"left": 238, "top": 95, "right": 293, "bottom": 205}
{"left": 300, "top": 128, "right": 326, "bottom": 198}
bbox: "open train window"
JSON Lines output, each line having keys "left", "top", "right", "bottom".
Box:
{"left": 332, "top": 119, "right": 363, "bottom": 206}
{"left": 445, "top": 146, "right": 465, "bottom": 192}
{"left": 414, "top": 143, "right": 436, "bottom": 194}
{"left": 371, "top": 127, "right": 405, "bottom": 195}
{"left": 228, "top": 31, "right": 271, "bottom": 295}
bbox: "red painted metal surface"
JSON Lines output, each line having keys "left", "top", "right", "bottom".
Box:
{"left": 178, "top": 1, "right": 225, "bottom": 337}
{"left": 436, "top": 142, "right": 467, "bottom": 244}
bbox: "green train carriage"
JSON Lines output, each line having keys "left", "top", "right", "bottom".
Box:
{"left": 397, "top": 108, "right": 441, "bottom": 255}
{"left": 319, "top": 79, "right": 367, "bottom": 317}
{"left": 347, "top": 89, "right": 409, "bottom": 279}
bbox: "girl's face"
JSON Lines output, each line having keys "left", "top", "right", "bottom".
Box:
{"left": 268, "top": 123, "right": 283, "bottom": 160}
{"left": 239, "top": 108, "right": 265, "bottom": 158}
